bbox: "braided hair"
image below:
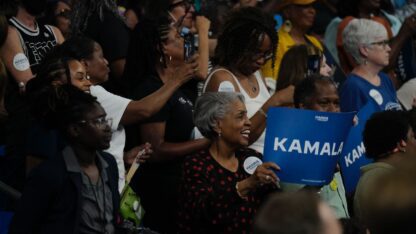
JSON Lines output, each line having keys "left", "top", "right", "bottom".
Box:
{"left": 26, "top": 56, "right": 78, "bottom": 124}
{"left": 70, "top": 0, "right": 126, "bottom": 35}
{"left": 122, "top": 15, "right": 172, "bottom": 99}
{"left": 36, "top": 84, "right": 99, "bottom": 131}
{"left": 214, "top": 7, "right": 278, "bottom": 75}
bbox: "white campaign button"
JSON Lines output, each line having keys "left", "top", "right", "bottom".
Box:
{"left": 218, "top": 81, "right": 235, "bottom": 92}
{"left": 369, "top": 89, "right": 383, "bottom": 105}
{"left": 243, "top": 156, "right": 262, "bottom": 175}
{"left": 13, "top": 53, "right": 30, "bottom": 71}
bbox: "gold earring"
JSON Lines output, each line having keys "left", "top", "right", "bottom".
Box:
{"left": 283, "top": 20, "right": 292, "bottom": 33}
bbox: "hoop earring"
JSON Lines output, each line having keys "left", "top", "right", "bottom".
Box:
{"left": 283, "top": 20, "right": 292, "bottom": 33}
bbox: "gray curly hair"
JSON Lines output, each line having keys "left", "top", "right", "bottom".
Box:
{"left": 194, "top": 92, "right": 245, "bottom": 139}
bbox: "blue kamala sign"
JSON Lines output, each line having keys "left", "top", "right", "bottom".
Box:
{"left": 339, "top": 100, "right": 380, "bottom": 194}
{"left": 263, "top": 107, "right": 355, "bottom": 186}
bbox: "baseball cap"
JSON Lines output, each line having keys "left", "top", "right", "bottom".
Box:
{"left": 276, "top": 0, "right": 316, "bottom": 12}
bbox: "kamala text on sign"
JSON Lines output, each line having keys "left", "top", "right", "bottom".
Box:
{"left": 263, "top": 107, "right": 355, "bottom": 186}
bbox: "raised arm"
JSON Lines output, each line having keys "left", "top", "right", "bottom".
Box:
{"left": 120, "top": 55, "right": 199, "bottom": 125}
{"left": 139, "top": 122, "right": 210, "bottom": 162}
{"left": 193, "top": 16, "right": 210, "bottom": 80}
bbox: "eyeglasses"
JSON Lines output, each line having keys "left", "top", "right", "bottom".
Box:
{"left": 252, "top": 51, "right": 273, "bottom": 62}
{"left": 78, "top": 117, "right": 113, "bottom": 130}
{"left": 169, "top": 0, "right": 193, "bottom": 10}
{"left": 369, "top": 39, "right": 390, "bottom": 49}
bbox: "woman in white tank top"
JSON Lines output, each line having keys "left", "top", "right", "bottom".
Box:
{"left": 202, "top": 7, "right": 294, "bottom": 154}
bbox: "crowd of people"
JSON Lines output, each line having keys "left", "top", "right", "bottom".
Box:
{"left": 1, "top": 0, "right": 416, "bottom": 233}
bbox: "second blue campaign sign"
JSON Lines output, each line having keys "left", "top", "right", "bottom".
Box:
{"left": 263, "top": 107, "right": 355, "bottom": 186}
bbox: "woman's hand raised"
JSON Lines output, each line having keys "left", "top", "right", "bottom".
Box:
{"left": 168, "top": 54, "right": 199, "bottom": 86}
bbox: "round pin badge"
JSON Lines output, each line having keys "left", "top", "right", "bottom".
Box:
{"left": 369, "top": 89, "right": 383, "bottom": 105}
{"left": 13, "top": 53, "right": 30, "bottom": 71}
{"left": 243, "top": 156, "right": 262, "bottom": 175}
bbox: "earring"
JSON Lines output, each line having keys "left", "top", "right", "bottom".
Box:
{"left": 218, "top": 131, "right": 221, "bottom": 138}
{"left": 169, "top": 55, "right": 172, "bottom": 62}
{"left": 363, "top": 59, "right": 368, "bottom": 65}
{"left": 283, "top": 20, "right": 292, "bottom": 33}
{"left": 160, "top": 56, "right": 163, "bottom": 63}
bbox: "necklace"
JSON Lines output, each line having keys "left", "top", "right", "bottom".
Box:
{"left": 247, "top": 76, "right": 258, "bottom": 93}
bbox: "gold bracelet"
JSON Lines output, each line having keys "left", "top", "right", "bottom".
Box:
{"left": 258, "top": 108, "right": 267, "bottom": 118}
{"left": 235, "top": 182, "right": 248, "bottom": 200}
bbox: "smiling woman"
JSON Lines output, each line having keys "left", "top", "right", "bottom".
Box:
{"left": 177, "top": 92, "right": 281, "bottom": 233}
{"left": 204, "top": 7, "right": 294, "bottom": 155}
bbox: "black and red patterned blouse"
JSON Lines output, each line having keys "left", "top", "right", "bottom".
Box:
{"left": 177, "top": 148, "right": 278, "bottom": 234}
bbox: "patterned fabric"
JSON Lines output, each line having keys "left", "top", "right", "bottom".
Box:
{"left": 177, "top": 148, "right": 277, "bottom": 234}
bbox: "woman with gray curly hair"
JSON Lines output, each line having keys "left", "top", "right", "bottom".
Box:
{"left": 177, "top": 92, "right": 281, "bottom": 233}
{"left": 340, "top": 18, "right": 401, "bottom": 112}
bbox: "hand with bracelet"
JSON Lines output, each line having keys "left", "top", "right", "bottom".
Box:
{"left": 236, "top": 162, "right": 280, "bottom": 199}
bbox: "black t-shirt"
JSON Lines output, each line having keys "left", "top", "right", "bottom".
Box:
{"left": 84, "top": 9, "right": 130, "bottom": 95}
{"left": 132, "top": 76, "right": 195, "bottom": 233}
{"left": 136, "top": 77, "right": 195, "bottom": 144}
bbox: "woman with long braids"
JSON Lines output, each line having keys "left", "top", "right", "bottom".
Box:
{"left": 123, "top": 15, "right": 209, "bottom": 233}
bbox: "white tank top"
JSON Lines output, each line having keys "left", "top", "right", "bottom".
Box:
{"left": 203, "top": 68, "right": 271, "bottom": 154}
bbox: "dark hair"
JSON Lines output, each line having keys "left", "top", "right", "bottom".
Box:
{"left": 59, "top": 36, "right": 96, "bottom": 60}
{"left": 0, "top": 14, "right": 7, "bottom": 111}
{"left": 294, "top": 74, "right": 335, "bottom": 108}
{"left": 254, "top": 191, "right": 322, "bottom": 234}
{"left": 44, "top": 84, "right": 99, "bottom": 131}
{"left": 336, "top": 0, "right": 392, "bottom": 18}
{"left": 0, "top": 14, "right": 7, "bottom": 46}
{"left": 140, "top": 0, "right": 170, "bottom": 21}
{"left": 336, "top": 0, "right": 360, "bottom": 18}
{"left": 122, "top": 16, "right": 172, "bottom": 98}
{"left": 26, "top": 57, "right": 78, "bottom": 121}
{"left": 214, "top": 7, "right": 277, "bottom": 74}
{"left": 276, "top": 44, "right": 322, "bottom": 92}
{"left": 363, "top": 111, "right": 410, "bottom": 159}
{"left": 70, "top": 0, "right": 126, "bottom": 35}
{"left": 0, "top": 0, "right": 18, "bottom": 18}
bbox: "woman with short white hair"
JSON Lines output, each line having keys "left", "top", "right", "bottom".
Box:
{"left": 340, "top": 18, "right": 402, "bottom": 112}
{"left": 177, "top": 92, "right": 280, "bottom": 233}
